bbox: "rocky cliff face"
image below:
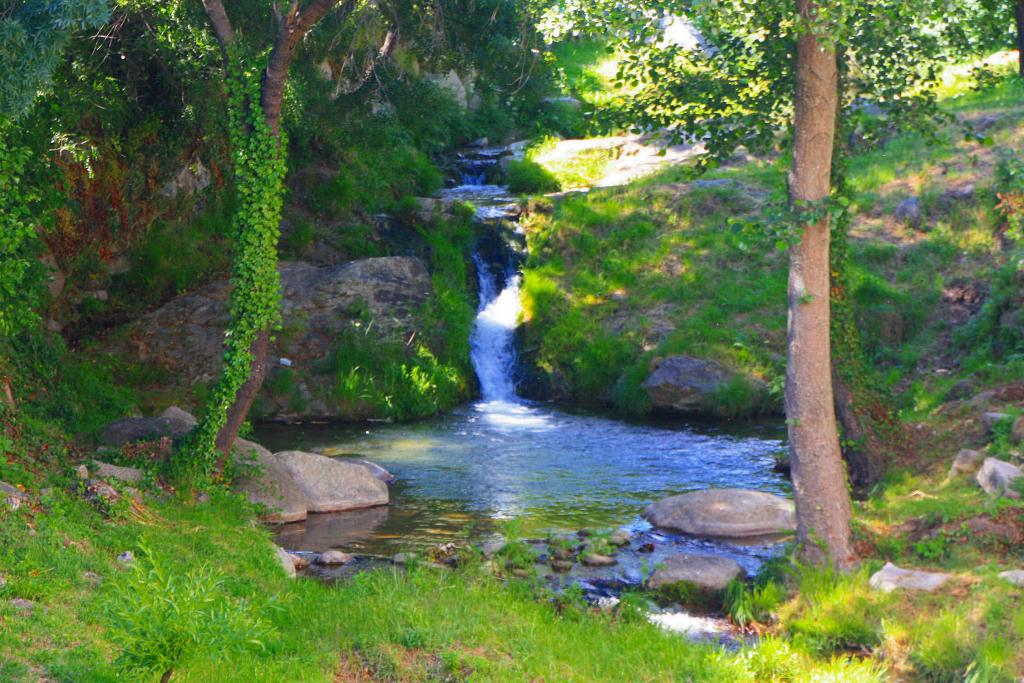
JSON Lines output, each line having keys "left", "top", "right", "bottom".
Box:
{"left": 118, "top": 256, "right": 433, "bottom": 420}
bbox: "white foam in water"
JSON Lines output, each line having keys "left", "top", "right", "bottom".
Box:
{"left": 470, "top": 253, "right": 522, "bottom": 403}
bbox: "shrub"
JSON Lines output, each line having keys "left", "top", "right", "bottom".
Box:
{"left": 506, "top": 159, "right": 562, "bottom": 195}
{"left": 105, "top": 546, "right": 272, "bottom": 682}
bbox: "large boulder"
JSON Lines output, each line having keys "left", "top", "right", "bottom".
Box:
{"left": 233, "top": 444, "right": 308, "bottom": 523}
{"left": 976, "top": 458, "right": 1023, "bottom": 497}
{"left": 644, "top": 488, "right": 795, "bottom": 539}
{"left": 101, "top": 407, "right": 196, "bottom": 446}
{"left": 117, "top": 258, "right": 432, "bottom": 421}
{"left": 641, "top": 355, "right": 767, "bottom": 415}
{"left": 646, "top": 553, "right": 745, "bottom": 593}
{"left": 275, "top": 451, "right": 389, "bottom": 513}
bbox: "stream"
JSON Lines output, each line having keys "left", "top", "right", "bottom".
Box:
{"left": 257, "top": 147, "right": 791, "bottom": 636}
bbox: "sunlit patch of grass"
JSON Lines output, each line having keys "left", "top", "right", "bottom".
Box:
{"left": 526, "top": 137, "right": 618, "bottom": 189}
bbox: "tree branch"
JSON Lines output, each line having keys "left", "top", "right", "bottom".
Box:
{"left": 338, "top": 24, "right": 399, "bottom": 97}
{"left": 201, "top": 0, "right": 236, "bottom": 55}
{"left": 262, "top": 0, "right": 356, "bottom": 133}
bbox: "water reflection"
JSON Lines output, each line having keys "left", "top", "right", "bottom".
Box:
{"left": 257, "top": 405, "right": 788, "bottom": 555}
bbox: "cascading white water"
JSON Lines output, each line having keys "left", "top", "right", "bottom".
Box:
{"left": 469, "top": 253, "right": 522, "bottom": 403}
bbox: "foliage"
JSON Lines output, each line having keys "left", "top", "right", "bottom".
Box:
{"left": 0, "top": 128, "right": 42, "bottom": 339}
{"left": 185, "top": 46, "right": 288, "bottom": 477}
{"left": 106, "top": 545, "right": 272, "bottom": 681}
{"left": 723, "top": 578, "right": 787, "bottom": 628}
{"left": 0, "top": 0, "right": 110, "bottom": 118}
{"left": 505, "top": 158, "right": 562, "bottom": 194}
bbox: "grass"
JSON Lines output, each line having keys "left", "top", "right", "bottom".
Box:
{"left": 519, "top": 70, "right": 1024, "bottom": 418}
{"left": 6, "top": 481, "right": 1001, "bottom": 682}
{"left": 0, "top": 488, "right": 738, "bottom": 682}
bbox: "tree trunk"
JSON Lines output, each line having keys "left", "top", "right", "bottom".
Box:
{"left": 204, "top": 0, "right": 354, "bottom": 463}
{"left": 786, "top": 1, "right": 854, "bottom": 568}
{"left": 214, "top": 328, "right": 271, "bottom": 457}
{"left": 1016, "top": 0, "right": 1024, "bottom": 78}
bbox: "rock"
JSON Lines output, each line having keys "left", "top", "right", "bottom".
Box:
{"left": 646, "top": 554, "right": 745, "bottom": 594}
{"left": 274, "top": 451, "right": 389, "bottom": 513}
{"left": 353, "top": 459, "right": 396, "bottom": 484}
{"left": 869, "top": 562, "right": 950, "bottom": 592}
{"left": 581, "top": 553, "right": 617, "bottom": 567}
{"left": 117, "top": 551, "right": 135, "bottom": 565}
{"left": 1, "top": 481, "right": 28, "bottom": 511}
{"left": 101, "top": 410, "right": 196, "bottom": 446}
{"left": 317, "top": 550, "right": 355, "bottom": 565}
{"left": 290, "top": 553, "right": 311, "bottom": 570}
{"left": 550, "top": 559, "right": 574, "bottom": 573}
{"left": 641, "top": 355, "right": 767, "bottom": 415}
{"left": 392, "top": 552, "right": 410, "bottom": 565}
{"left": 976, "top": 458, "right": 1023, "bottom": 497}
{"left": 608, "top": 530, "right": 632, "bottom": 547}
{"left": 160, "top": 159, "right": 211, "bottom": 199}
{"left": 82, "top": 571, "right": 102, "bottom": 584}
{"left": 1011, "top": 416, "right": 1024, "bottom": 445}
{"left": 644, "top": 488, "right": 796, "bottom": 539}
{"left": 480, "top": 540, "right": 506, "bottom": 557}
{"left": 945, "top": 379, "right": 975, "bottom": 401}
{"left": 425, "top": 69, "right": 468, "bottom": 108}
{"left": 542, "top": 96, "right": 582, "bottom": 109}
{"left": 961, "top": 517, "right": 1023, "bottom": 545}
{"left": 894, "top": 197, "right": 921, "bottom": 226}
{"left": 91, "top": 461, "right": 144, "bottom": 484}
{"left": 232, "top": 447, "right": 308, "bottom": 523}
{"left": 982, "top": 412, "right": 1011, "bottom": 430}
{"left": 948, "top": 449, "right": 986, "bottom": 477}
{"left": 116, "top": 257, "right": 433, "bottom": 421}
{"left": 275, "top": 546, "right": 297, "bottom": 578}
{"left": 9, "top": 598, "right": 35, "bottom": 612}
{"left": 998, "top": 569, "right": 1024, "bottom": 587}
{"left": 84, "top": 479, "right": 120, "bottom": 505}
{"left": 160, "top": 406, "right": 198, "bottom": 428}
{"left": 74, "top": 464, "right": 89, "bottom": 480}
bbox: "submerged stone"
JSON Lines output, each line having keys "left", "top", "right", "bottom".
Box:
{"left": 645, "top": 553, "right": 745, "bottom": 594}
{"left": 644, "top": 488, "right": 795, "bottom": 539}
{"left": 581, "top": 553, "right": 617, "bottom": 567}
{"left": 317, "top": 550, "right": 354, "bottom": 566}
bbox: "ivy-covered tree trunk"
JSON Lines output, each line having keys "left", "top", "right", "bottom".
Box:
{"left": 190, "top": 0, "right": 352, "bottom": 475}
{"left": 786, "top": 0, "right": 854, "bottom": 568}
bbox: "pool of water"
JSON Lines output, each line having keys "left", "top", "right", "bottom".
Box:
{"left": 256, "top": 402, "right": 789, "bottom": 555}
{"left": 261, "top": 148, "right": 790, "bottom": 560}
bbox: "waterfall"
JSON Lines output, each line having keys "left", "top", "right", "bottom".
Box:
{"left": 442, "top": 145, "right": 526, "bottom": 406}
{"left": 470, "top": 254, "right": 522, "bottom": 403}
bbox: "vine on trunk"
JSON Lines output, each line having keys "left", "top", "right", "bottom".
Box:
{"left": 184, "top": 50, "right": 286, "bottom": 478}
